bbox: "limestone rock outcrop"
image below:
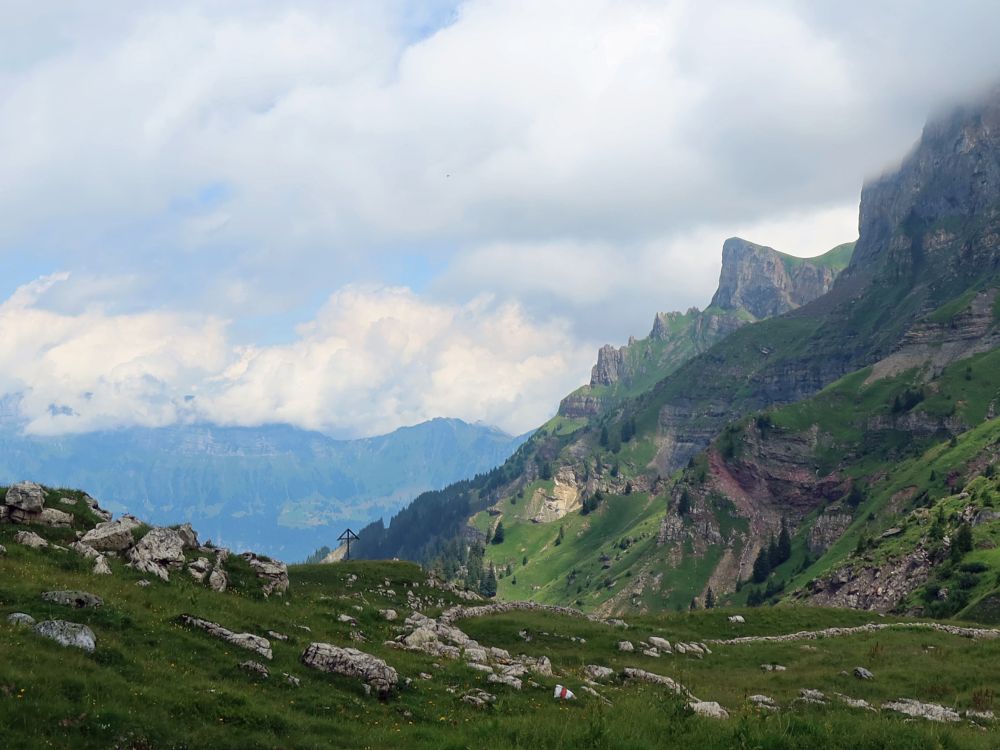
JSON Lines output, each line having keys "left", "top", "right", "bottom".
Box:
{"left": 301, "top": 644, "right": 399, "bottom": 698}
{"left": 33, "top": 620, "right": 97, "bottom": 652}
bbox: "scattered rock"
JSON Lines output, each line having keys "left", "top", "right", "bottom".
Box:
{"left": 14, "top": 530, "right": 48, "bottom": 549}
{"left": 883, "top": 698, "right": 960, "bottom": 722}
{"left": 487, "top": 673, "right": 522, "bottom": 690}
{"left": 689, "top": 700, "right": 729, "bottom": 719}
{"left": 642, "top": 647, "right": 660, "bottom": 658}
{"left": 283, "top": 673, "right": 301, "bottom": 688}
{"left": 207, "top": 568, "right": 228, "bottom": 593}
{"left": 33, "top": 620, "right": 96, "bottom": 652}
{"left": 127, "top": 527, "right": 187, "bottom": 581}
{"left": 69, "top": 541, "right": 100, "bottom": 560}
{"left": 728, "top": 615, "right": 746, "bottom": 624}
{"left": 58, "top": 497, "right": 77, "bottom": 506}
{"left": 749, "top": 694, "right": 775, "bottom": 707}
{"left": 41, "top": 590, "right": 103, "bottom": 609}
{"left": 648, "top": 636, "right": 672, "bottom": 652}
{"left": 179, "top": 615, "right": 273, "bottom": 660}
{"left": 798, "top": 688, "right": 827, "bottom": 704}
{"left": 464, "top": 646, "right": 488, "bottom": 663}
{"left": 37, "top": 508, "right": 73, "bottom": 528}
{"left": 174, "top": 523, "right": 199, "bottom": 550}
{"left": 0, "top": 544, "right": 6, "bottom": 556}
{"left": 92, "top": 556, "right": 112, "bottom": 576}
{"left": 617, "top": 640, "right": 634, "bottom": 652}
{"left": 621, "top": 668, "right": 692, "bottom": 697}
{"left": 267, "top": 630, "right": 289, "bottom": 642}
{"left": 300, "top": 643, "right": 398, "bottom": 698}
{"left": 419, "top": 672, "right": 433, "bottom": 680}
{"left": 187, "top": 557, "right": 211, "bottom": 583}
{"left": 240, "top": 552, "right": 289, "bottom": 598}
{"left": 380, "top": 609, "right": 398, "bottom": 621}
{"left": 834, "top": 693, "right": 876, "bottom": 711}
{"left": 239, "top": 660, "right": 270, "bottom": 679}
{"left": 467, "top": 663, "right": 494, "bottom": 674}
{"left": 461, "top": 689, "right": 496, "bottom": 708}
{"left": 135, "top": 580, "right": 151, "bottom": 588}
{"left": 579, "top": 684, "right": 612, "bottom": 705}
{"left": 583, "top": 665, "right": 615, "bottom": 682}
{"left": 7, "top": 612, "right": 36, "bottom": 627}
{"left": 80, "top": 516, "right": 141, "bottom": 553}
{"left": 6, "top": 481, "right": 45, "bottom": 514}
{"left": 760, "top": 663, "right": 786, "bottom": 672}
{"left": 965, "top": 709, "right": 995, "bottom": 722}
{"left": 853, "top": 667, "right": 874, "bottom": 680}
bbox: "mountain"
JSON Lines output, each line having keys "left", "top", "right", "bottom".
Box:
{"left": 557, "top": 239, "right": 853, "bottom": 419}
{"left": 356, "top": 88, "right": 1000, "bottom": 621}
{"left": 0, "top": 417, "right": 528, "bottom": 560}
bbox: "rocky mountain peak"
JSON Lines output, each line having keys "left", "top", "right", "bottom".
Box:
{"left": 709, "top": 238, "right": 838, "bottom": 319}
{"left": 849, "top": 87, "right": 1000, "bottom": 279}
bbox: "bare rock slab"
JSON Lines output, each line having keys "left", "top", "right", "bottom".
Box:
{"left": 301, "top": 643, "right": 398, "bottom": 698}
{"left": 179, "top": 614, "right": 272, "bottom": 660}
{"left": 33, "top": 620, "right": 97, "bottom": 652}
{"left": 41, "top": 590, "right": 104, "bottom": 609}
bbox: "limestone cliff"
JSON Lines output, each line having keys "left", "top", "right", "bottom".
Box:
{"left": 559, "top": 240, "right": 851, "bottom": 418}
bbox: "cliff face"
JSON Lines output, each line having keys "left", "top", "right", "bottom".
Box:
{"left": 709, "top": 238, "right": 839, "bottom": 319}
{"left": 559, "top": 240, "right": 851, "bottom": 417}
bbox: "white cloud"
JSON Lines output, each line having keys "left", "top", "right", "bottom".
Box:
{"left": 0, "top": 1, "right": 997, "bottom": 435}
{"left": 1, "top": 276, "right": 593, "bottom": 436}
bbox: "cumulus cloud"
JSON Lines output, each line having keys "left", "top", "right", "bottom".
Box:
{"left": 1, "top": 1, "right": 999, "bottom": 434}
{"left": 1, "top": 276, "right": 593, "bottom": 436}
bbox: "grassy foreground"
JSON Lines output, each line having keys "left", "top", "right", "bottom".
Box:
{"left": 2, "top": 516, "right": 1000, "bottom": 750}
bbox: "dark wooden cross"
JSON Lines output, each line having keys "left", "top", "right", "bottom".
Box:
{"left": 338, "top": 528, "right": 359, "bottom": 560}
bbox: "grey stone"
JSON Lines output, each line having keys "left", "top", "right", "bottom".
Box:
{"left": 127, "top": 526, "right": 186, "bottom": 581}
{"left": 41, "top": 590, "right": 103, "bottom": 609}
{"left": 617, "top": 640, "right": 634, "bottom": 652}
{"left": 14, "top": 530, "right": 48, "bottom": 549}
{"left": 240, "top": 552, "right": 289, "bottom": 597}
{"left": 240, "top": 660, "right": 270, "bottom": 679}
{"left": 487, "top": 673, "right": 522, "bottom": 690}
{"left": 179, "top": 614, "right": 272, "bottom": 660}
{"left": 33, "top": 620, "right": 96, "bottom": 652}
{"left": 583, "top": 664, "right": 615, "bottom": 682}
{"left": 853, "top": 666, "right": 874, "bottom": 680}
{"left": 300, "top": 643, "right": 398, "bottom": 698}
{"left": 92, "top": 556, "right": 112, "bottom": 576}
{"left": 5, "top": 481, "right": 45, "bottom": 513}
{"left": 461, "top": 689, "right": 497, "bottom": 708}
{"left": 37, "top": 508, "right": 73, "bottom": 527}
{"left": 81, "top": 516, "right": 141, "bottom": 553}
{"left": 882, "top": 698, "right": 960, "bottom": 722}
{"left": 689, "top": 700, "right": 729, "bottom": 719}
{"left": 7, "top": 612, "right": 35, "bottom": 627}
{"left": 648, "top": 636, "right": 672, "bottom": 652}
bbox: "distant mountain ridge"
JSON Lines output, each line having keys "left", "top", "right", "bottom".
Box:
{"left": 0, "top": 417, "right": 528, "bottom": 560}
{"left": 558, "top": 238, "right": 853, "bottom": 418}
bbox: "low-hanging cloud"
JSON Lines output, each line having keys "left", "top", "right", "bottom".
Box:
{"left": 2, "top": 276, "right": 594, "bottom": 437}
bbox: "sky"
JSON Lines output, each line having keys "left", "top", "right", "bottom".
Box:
{"left": 3, "top": 0, "right": 1000, "bottom": 438}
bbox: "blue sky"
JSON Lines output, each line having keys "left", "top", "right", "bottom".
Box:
{"left": 3, "top": 0, "right": 1000, "bottom": 438}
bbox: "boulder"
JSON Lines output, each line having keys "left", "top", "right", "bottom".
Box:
{"left": 127, "top": 527, "right": 187, "bottom": 581}
{"left": 461, "top": 689, "right": 497, "bottom": 708}
{"left": 728, "top": 615, "right": 746, "bottom": 624}
{"left": 621, "top": 668, "right": 691, "bottom": 697}
{"left": 380, "top": 609, "right": 398, "bottom": 621}
{"left": 648, "top": 636, "right": 672, "bottom": 652}
{"left": 240, "top": 660, "right": 270, "bottom": 679}
{"left": 642, "top": 647, "right": 660, "bottom": 658}
{"left": 13, "top": 530, "right": 48, "bottom": 549}
{"left": 207, "top": 569, "right": 228, "bottom": 592}
{"left": 7, "top": 612, "right": 35, "bottom": 627}
{"left": 464, "top": 646, "right": 488, "bottom": 663}
{"left": 174, "top": 523, "right": 199, "bottom": 550}
{"left": 5, "top": 481, "right": 45, "bottom": 513}
{"left": 179, "top": 615, "right": 273, "bottom": 660}
{"left": 187, "top": 557, "right": 211, "bottom": 583}
{"left": 617, "top": 640, "right": 634, "bottom": 652}
{"left": 41, "top": 590, "right": 104, "bottom": 609}
{"left": 69, "top": 541, "right": 101, "bottom": 560}
{"left": 487, "top": 673, "right": 522, "bottom": 690}
{"left": 37, "top": 508, "right": 73, "bottom": 528}
{"left": 82, "top": 495, "right": 112, "bottom": 522}
{"left": 92, "top": 556, "right": 112, "bottom": 576}
{"left": 284, "top": 673, "right": 302, "bottom": 687}
{"left": 689, "top": 701, "right": 729, "bottom": 719}
{"left": 240, "top": 552, "right": 289, "bottom": 597}
{"left": 33, "top": 620, "right": 96, "bottom": 652}
{"left": 583, "top": 664, "right": 615, "bottom": 682}
{"left": 853, "top": 666, "right": 874, "bottom": 680}
{"left": 81, "top": 516, "right": 141, "bottom": 553}
{"left": 799, "top": 688, "right": 827, "bottom": 704}
{"left": 749, "top": 694, "right": 775, "bottom": 707}
{"left": 300, "top": 643, "right": 398, "bottom": 698}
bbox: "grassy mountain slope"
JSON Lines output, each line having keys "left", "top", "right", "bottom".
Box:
{"left": 5, "top": 501, "right": 1000, "bottom": 749}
